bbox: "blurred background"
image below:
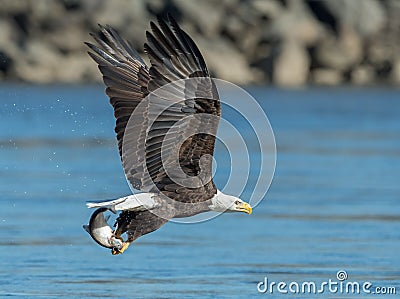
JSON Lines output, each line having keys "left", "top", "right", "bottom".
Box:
{"left": 1, "top": 0, "right": 400, "bottom": 87}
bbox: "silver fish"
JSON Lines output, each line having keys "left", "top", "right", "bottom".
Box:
{"left": 83, "top": 207, "right": 123, "bottom": 250}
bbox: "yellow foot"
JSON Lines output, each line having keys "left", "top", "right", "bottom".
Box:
{"left": 112, "top": 241, "right": 131, "bottom": 255}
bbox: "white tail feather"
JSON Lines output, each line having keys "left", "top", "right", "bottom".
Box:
{"left": 86, "top": 193, "right": 157, "bottom": 211}
{"left": 86, "top": 197, "right": 127, "bottom": 209}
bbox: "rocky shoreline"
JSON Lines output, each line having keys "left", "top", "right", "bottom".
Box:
{"left": 0, "top": 0, "right": 399, "bottom": 86}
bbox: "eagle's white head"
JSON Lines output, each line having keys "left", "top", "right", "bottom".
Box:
{"left": 209, "top": 190, "right": 252, "bottom": 214}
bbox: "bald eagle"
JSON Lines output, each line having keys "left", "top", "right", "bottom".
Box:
{"left": 84, "top": 15, "right": 252, "bottom": 255}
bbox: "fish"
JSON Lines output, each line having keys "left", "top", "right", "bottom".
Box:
{"left": 83, "top": 207, "right": 123, "bottom": 250}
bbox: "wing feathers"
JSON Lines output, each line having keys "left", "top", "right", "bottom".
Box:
{"left": 87, "top": 16, "right": 219, "bottom": 202}
{"left": 87, "top": 25, "right": 150, "bottom": 190}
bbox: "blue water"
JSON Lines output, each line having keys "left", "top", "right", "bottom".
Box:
{"left": 0, "top": 85, "right": 399, "bottom": 298}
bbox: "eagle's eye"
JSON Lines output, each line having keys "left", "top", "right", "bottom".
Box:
{"left": 234, "top": 200, "right": 241, "bottom": 205}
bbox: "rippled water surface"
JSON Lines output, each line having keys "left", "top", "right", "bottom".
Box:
{"left": 0, "top": 85, "right": 399, "bottom": 298}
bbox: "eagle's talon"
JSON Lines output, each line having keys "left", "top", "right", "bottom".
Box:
{"left": 112, "top": 223, "right": 123, "bottom": 239}
{"left": 112, "top": 242, "right": 131, "bottom": 255}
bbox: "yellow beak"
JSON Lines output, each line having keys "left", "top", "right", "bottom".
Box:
{"left": 237, "top": 202, "right": 252, "bottom": 214}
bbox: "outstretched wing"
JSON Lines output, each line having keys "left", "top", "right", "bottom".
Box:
{"left": 85, "top": 25, "right": 150, "bottom": 191}
{"left": 86, "top": 17, "right": 220, "bottom": 202}
{"left": 142, "top": 15, "right": 221, "bottom": 202}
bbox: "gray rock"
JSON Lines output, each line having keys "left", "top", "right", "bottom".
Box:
{"left": 351, "top": 65, "right": 375, "bottom": 85}
{"left": 268, "top": 0, "right": 322, "bottom": 46}
{"left": 13, "top": 39, "right": 61, "bottom": 83}
{"left": 320, "top": 0, "right": 386, "bottom": 37}
{"left": 251, "top": 0, "right": 283, "bottom": 19}
{"left": 273, "top": 39, "right": 310, "bottom": 87}
{"left": 314, "top": 26, "right": 362, "bottom": 71}
{"left": 312, "top": 68, "right": 342, "bottom": 85}
{"left": 0, "top": 0, "right": 30, "bottom": 15}
{"left": 174, "top": 0, "right": 222, "bottom": 37}
{"left": 56, "top": 54, "right": 101, "bottom": 83}
{"left": 199, "top": 36, "right": 261, "bottom": 84}
{"left": 367, "top": 38, "right": 395, "bottom": 66}
{"left": 0, "top": 25, "right": 17, "bottom": 80}
{"left": 0, "top": 0, "right": 398, "bottom": 86}
{"left": 390, "top": 58, "right": 400, "bottom": 84}
{"left": 45, "top": 23, "right": 88, "bottom": 53}
{"left": 91, "top": 0, "right": 149, "bottom": 48}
